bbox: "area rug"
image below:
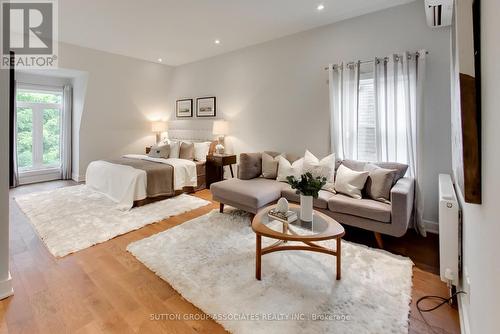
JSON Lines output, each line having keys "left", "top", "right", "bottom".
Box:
{"left": 15, "top": 185, "right": 210, "bottom": 257}
{"left": 127, "top": 209, "right": 414, "bottom": 334}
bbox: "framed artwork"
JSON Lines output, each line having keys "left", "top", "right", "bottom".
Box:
{"left": 451, "top": 0, "right": 481, "bottom": 204}
{"left": 196, "top": 97, "right": 216, "bottom": 117}
{"left": 176, "top": 99, "right": 193, "bottom": 118}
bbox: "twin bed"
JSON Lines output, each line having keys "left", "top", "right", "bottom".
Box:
{"left": 85, "top": 140, "right": 216, "bottom": 210}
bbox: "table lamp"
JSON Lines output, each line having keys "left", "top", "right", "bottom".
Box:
{"left": 152, "top": 121, "right": 167, "bottom": 144}
{"left": 212, "top": 120, "right": 229, "bottom": 155}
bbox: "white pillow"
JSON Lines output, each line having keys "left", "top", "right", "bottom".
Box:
{"left": 334, "top": 164, "right": 369, "bottom": 199}
{"left": 302, "top": 150, "right": 336, "bottom": 193}
{"left": 194, "top": 142, "right": 211, "bottom": 162}
{"left": 276, "top": 156, "right": 304, "bottom": 182}
{"left": 169, "top": 141, "right": 180, "bottom": 158}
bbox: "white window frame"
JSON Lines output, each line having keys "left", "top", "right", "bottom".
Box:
{"left": 357, "top": 71, "right": 377, "bottom": 162}
{"left": 16, "top": 85, "right": 63, "bottom": 184}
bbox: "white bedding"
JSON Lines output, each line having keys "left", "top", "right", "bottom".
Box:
{"left": 86, "top": 155, "right": 197, "bottom": 210}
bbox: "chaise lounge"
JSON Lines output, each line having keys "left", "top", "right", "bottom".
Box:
{"left": 210, "top": 152, "right": 415, "bottom": 248}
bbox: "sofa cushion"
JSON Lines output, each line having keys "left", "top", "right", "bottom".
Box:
{"left": 210, "top": 178, "right": 286, "bottom": 210}
{"left": 238, "top": 153, "right": 262, "bottom": 180}
{"left": 328, "top": 194, "right": 391, "bottom": 223}
{"left": 262, "top": 152, "right": 282, "bottom": 179}
{"left": 281, "top": 186, "right": 334, "bottom": 209}
{"left": 364, "top": 163, "right": 396, "bottom": 203}
{"left": 342, "top": 159, "right": 408, "bottom": 185}
{"left": 334, "top": 164, "right": 369, "bottom": 199}
{"left": 276, "top": 156, "right": 304, "bottom": 182}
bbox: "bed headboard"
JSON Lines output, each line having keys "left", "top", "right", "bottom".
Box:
{"left": 167, "top": 119, "right": 218, "bottom": 155}
{"left": 167, "top": 119, "right": 214, "bottom": 142}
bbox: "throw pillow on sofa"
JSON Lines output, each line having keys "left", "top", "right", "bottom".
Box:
{"left": 262, "top": 152, "right": 282, "bottom": 179}
{"left": 277, "top": 156, "right": 304, "bottom": 182}
{"left": 302, "top": 150, "right": 336, "bottom": 193}
{"left": 364, "top": 163, "right": 396, "bottom": 203}
{"left": 334, "top": 164, "right": 369, "bottom": 199}
{"left": 238, "top": 153, "right": 262, "bottom": 180}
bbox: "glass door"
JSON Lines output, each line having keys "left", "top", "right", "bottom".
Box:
{"left": 16, "top": 87, "right": 63, "bottom": 183}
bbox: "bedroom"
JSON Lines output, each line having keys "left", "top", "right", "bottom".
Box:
{"left": 0, "top": 0, "right": 499, "bottom": 333}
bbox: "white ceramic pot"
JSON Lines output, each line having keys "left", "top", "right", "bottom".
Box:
{"left": 300, "top": 194, "right": 313, "bottom": 222}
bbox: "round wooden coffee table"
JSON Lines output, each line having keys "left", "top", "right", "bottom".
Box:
{"left": 252, "top": 203, "right": 345, "bottom": 280}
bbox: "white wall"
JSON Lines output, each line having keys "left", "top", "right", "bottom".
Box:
{"left": 456, "top": 0, "right": 500, "bottom": 333}
{"left": 0, "top": 69, "right": 13, "bottom": 299}
{"left": 57, "top": 43, "right": 174, "bottom": 180}
{"left": 167, "top": 0, "right": 451, "bottom": 224}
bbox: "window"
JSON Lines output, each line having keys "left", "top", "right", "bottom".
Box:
{"left": 16, "top": 87, "right": 63, "bottom": 172}
{"left": 357, "top": 71, "right": 377, "bottom": 162}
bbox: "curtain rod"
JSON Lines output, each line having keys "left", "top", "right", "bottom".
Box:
{"left": 323, "top": 50, "right": 429, "bottom": 70}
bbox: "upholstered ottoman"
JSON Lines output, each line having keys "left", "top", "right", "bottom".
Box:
{"left": 210, "top": 178, "right": 286, "bottom": 214}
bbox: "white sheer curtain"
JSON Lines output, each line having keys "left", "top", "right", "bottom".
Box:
{"left": 328, "top": 61, "right": 360, "bottom": 160}
{"left": 61, "top": 85, "right": 72, "bottom": 180}
{"left": 329, "top": 50, "right": 427, "bottom": 235}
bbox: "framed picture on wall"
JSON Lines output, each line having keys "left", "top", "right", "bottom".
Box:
{"left": 196, "top": 97, "right": 216, "bottom": 117}
{"left": 176, "top": 99, "right": 193, "bottom": 118}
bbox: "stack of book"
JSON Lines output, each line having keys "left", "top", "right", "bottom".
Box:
{"left": 268, "top": 209, "right": 298, "bottom": 223}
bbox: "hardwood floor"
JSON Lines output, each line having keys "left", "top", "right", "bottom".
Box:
{"left": 1, "top": 181, "right": 460, "bottom": 333}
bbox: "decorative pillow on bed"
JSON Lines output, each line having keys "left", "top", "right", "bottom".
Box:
{"left": 148, "top": 144, "right": 170, "bottom": 159}
{"left": 169, "top": 141, "right": 180, "bottom": 158}
{"left": 194, "top": 142, "right": 211, "bottom": 162}
{"left": 179, "top": 142, "right": 195, "bottom": 160}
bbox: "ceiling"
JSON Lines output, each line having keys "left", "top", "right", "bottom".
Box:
{"left": 59, "top": 0, "right": 415, "bottom": 66}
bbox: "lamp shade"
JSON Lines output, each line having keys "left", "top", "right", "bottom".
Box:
{"left": 151, "top": 121, "right": 167, "bottom": 133}
{"left": 212, "top": 120, "right": 229, "bottom": 135}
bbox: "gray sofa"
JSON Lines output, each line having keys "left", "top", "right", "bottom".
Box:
{"left": 210, "top": 152, "right": 415, "bottom": 247}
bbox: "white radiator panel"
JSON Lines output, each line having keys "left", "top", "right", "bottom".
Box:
{"left": 438, "top": 174, "right": 460, "bottom": 285}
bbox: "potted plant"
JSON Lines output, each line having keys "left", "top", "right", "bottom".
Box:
{"left": 286, "top": 173, "right": 326, "bottom": 222}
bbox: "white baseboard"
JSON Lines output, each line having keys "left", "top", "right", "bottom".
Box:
{"left": 19, "top": 168, "right": 61, "bottom": 185}
{"left": 0, "top": 272, "right": 13, "bottom": 300}
{"left": 423, "top": 220, "right": 439, "bottom": 234}
{"left": 72, "top": 173, "right": 85, "bottom": 182}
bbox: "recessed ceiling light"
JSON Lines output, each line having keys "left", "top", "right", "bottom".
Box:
{"left": 214, "top": 39, "right": 221, "bottom": 45}
{"left": 157, "top": 58, "right": 162, "bottom": 62}
{"left": 317, "top": 4, "right": 325, "bottom": 11}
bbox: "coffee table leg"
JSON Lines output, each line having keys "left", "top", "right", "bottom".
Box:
{"left": 256, "top": 234, "right": 262, "bottom": 280}
{"left": 336, "top": 237, "right": 341, "bottom": 280}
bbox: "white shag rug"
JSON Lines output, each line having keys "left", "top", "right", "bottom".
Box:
{"left": 127, "top": 209, "right": 414, "bottom": 334}
{"left": 15, "top": 185, "right": 210, "bottom": 257}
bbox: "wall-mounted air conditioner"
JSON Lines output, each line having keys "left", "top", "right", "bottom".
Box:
{"left": 438, "top": 174, "right": 460, "bottom": 286}
{"left": 425, "top": 0, "right": 454, "bottom": 28}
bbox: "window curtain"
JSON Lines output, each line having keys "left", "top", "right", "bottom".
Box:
{"left": 328, "top": 50, "right": 427, "bottom": 236}
{"left": 61, "top": 85, "right": 72, "bottom": 180}
{"left": 328, "top": 61, "right": 360, "bottom": 160}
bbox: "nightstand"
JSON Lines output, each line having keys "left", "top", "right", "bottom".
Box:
{"left": 206, "top": 154, "right": 237, "bottom": 188}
